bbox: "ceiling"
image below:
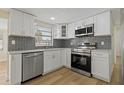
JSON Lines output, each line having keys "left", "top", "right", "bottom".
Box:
{"left": 19, "top": 8, "right": 109, "bottom": 24}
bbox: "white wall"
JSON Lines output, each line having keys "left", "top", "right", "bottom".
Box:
{"left": 114, "top": 25, "right": 121, "bottom": 57}
{"left": 0, "top": 10, "right": 8, "bottom": 62}
{"left": 120, "top": 9, "right": 124, "bottom": 84}
{"left": 0, "top": 29, "right": 8, "bottom": 62}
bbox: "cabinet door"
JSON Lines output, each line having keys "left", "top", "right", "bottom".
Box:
{"left": 44, "top": 51, "right": 55, "bottom": 74}
{"left": 68, "top": 23, "right": 75, "bottom": 38}
{"left": 9, "top": 54, "right": 22, "bottom": 84}
{"left": 23, "top": 13, "right": 34, "bottom": 37}
{"left": 53, "top": 25, "right": 61, "bottom": 39}
{"left": 92, "top": 57, "right": 109, "bottom": 79}
{"left": 9, "top": 9, "right": 23, "bottom": 36}
{"left": 94, "top": 11, "right": 110, "bottom": 36}
{"left": 66, "top": 49, "right": 71, "bottom": 68}
{"left": 53, "top": 50, "right": 61, "bottom": 68}
{"left": 61, "top": 49, "right": 67, "bottom": 66}
{"left": 44, "top": 50, "right": 61, "bottom": 74}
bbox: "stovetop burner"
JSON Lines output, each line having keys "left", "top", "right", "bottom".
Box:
{"left": 72, "top": 42, "right": 96, "bottom": 53}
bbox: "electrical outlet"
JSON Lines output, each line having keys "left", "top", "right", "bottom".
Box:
{"left": 11, "top": 40, "right": 15, "bottom": 45}
{"left": 70, "top": 42, "right": 73, "bottom": 45}
{"left": 101, "top": 41, "right": 104, "bottom": 45}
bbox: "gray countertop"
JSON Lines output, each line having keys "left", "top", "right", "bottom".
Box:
{"left": 8, "top": 48, "right": 71, "bottom": 54}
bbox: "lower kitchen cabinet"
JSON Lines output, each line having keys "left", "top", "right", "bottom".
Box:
{"left": 61, "top": 49, "right": 71, "bottom": 68}
{"left": 91, "top": 50, "right": 113, "bottom": 82}
{"left": 65, "top": 49, "right": 71, "bottom": 68}
{"left": 8, "top": 48, "right": 72, "bottom": 84}
{"left": 43, "top": 49, "right": 71, "bottom": 74}
{"left": 9, "top": 54, "right": 22, "bottom": 84}
{"left": 43, "top": 50, "right": 62, "bottom": 74}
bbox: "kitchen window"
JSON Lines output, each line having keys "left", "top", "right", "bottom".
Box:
{"left": 35, "top": 25, "right": 53, "bottom": 46}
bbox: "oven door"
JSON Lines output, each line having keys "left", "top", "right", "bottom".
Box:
{"left": 71, "top": 53, "right": 91, "bottom": 73}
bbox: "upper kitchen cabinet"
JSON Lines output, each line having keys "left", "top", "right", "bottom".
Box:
{"left": 94, "top": 11, "right": 111, "bottom": 36}
{"left": 53, "top": 24, "right": 68, "bottom": 39}
{"left": 75, "top": 17, "right": 94, "bottom": 29}
{"left": 23, "top": 13, "right": 34, "bottom": 37}
{"left": 9, "top": 9, "right": 23, "bottom": 36}
{"left": 9, "top": 9, "right": 34, "bottom": 37}
{"left": 67, "top": 23, "right": 76, "bottom": 38}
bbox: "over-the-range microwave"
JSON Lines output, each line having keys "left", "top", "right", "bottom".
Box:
{"left": 75, "top": 24, "right": 94, "bottom": 37}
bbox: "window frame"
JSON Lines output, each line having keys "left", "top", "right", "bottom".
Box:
{"left": 35, "top": 25, "right": 53, "bottom": 47}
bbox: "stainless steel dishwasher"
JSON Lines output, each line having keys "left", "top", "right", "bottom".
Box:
{"left": 22, "top": 51, "right": 43, "bottom": 82}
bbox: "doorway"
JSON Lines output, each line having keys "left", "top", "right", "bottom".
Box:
{"left": 0, "top": 9, "right": 8, "bottom": 84}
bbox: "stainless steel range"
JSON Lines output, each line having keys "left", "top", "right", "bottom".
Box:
{"left": 71, "top": 43, "right": 96, "bottom": 77}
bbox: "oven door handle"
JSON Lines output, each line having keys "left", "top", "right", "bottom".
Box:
{"left": 71, "top": 52, "right": 91, "bottom": 57}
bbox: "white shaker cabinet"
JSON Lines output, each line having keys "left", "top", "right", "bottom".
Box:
{"left": 65, "top": 49, "right": 71, "bottom": 68}
{"left": 43, "top": 50, "right": 62, "bottom": 74}
{"left": 9, "top": 9, "right": 34, "bottom": 37}
{"left": 9, "top": 9, "right": 23, "bottom": 36}
{"left": 61, "top": 49, "right": 67, "bottom": 66}
{"left": 61, "top": 48, "right": 71, "bottom": 68}
{"left": 23, "top": 13, "right": 34, "bottom": 37}
{"left": 68, "top": 23, "right": 75, "bottom": 38}
{"left": 9, "top": 54, "right": 22, "bottom": 84}
{"left": 94, "top": 11, "right": 111, "bottom": 36}
{"left": 91, "top": 50, "right": 113, "bottom": 82}
{"left": 53, "top": 24, "right": 68, "bottom": 39}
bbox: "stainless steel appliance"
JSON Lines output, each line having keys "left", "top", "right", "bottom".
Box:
{"left": 22, "top": 51, "right": 43, "bottom": 82}
{"left": 87, "top": 24, "right": 94, "bottom": 35}
{"left": 71, "top": 43, "right": 96, "bottom": 77}
{"left": 75, "top": 24, "right": 94, "bottom": 37}
{"left": 75, "top": 27, "right": 87, "bottom": 36}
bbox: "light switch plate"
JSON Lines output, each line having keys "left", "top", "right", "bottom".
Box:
{"left": 101, "top": 41, "right": 104, "bottom": 45}
{"left": 11, "top": 40, "right": 15, "bottom": 45}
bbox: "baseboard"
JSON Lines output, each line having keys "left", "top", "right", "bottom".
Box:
{"left": 92, "top": 74, "right": 110, "bottom": 82}
{"left": 43, "top": 66, "right": 64, "bottom": 75}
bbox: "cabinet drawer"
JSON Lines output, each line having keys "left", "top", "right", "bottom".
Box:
{"left": 92, "top": 52, "right": 108, "bottom": 58}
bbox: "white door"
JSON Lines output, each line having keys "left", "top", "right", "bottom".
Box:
{"left": 94, "top": 11, "right": 110, "bottom": 36}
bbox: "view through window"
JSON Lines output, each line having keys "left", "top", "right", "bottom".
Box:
{"left": 35, "top": 25, "right": 52, "bottom": 46}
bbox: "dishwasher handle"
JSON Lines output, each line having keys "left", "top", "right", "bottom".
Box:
{"left": 24, "top": 52, "right": 43, "bottom": 58}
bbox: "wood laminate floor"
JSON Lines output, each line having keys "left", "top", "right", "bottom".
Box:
{"left": 22, "top": 57, "right": 120, "bottom": 85}
{"left": 0, "top": 61, "right": 8, "bottom": 85}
